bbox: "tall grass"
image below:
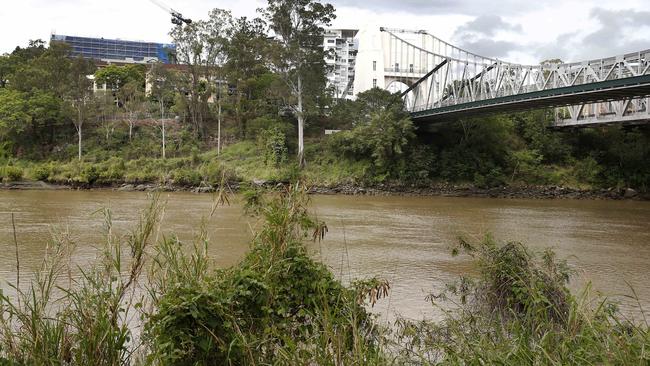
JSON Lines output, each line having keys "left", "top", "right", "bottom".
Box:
{"left": 389, "top": 236, "right": 650, "bottom": 365}
{"left": 0, "top": 196, "right": 163, "bottom": 365}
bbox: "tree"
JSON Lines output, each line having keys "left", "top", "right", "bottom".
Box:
{"left": 0, "top": 56, "right": 15, "bottom": 88}
{"left": 93, "top": 65, "right": 146, "bottom": 141}
{"left": 225, "top": 16, "right": 270, "bottom": 137}
{"left": 65, "top": 57, "right": 96, "bottom": 160}
{"left": 329, "top": 109, "right": 415, "bottom": 172}
{"left": 0, "top": 89, "right": 30, "bottom": 155}
{"left": 149, "top": 63, "right": 178, "bottom": 159}
{"left": 261, "top": 0, "right": 335, "bottom": 167}
{"left": 95, "top": 90, "right": 117, "bottom": 142}
{"left": 170, "top": 9, "right": 233, "bottom": 138}
{"left": 94, "top": 64, "right": 145, "bottom": 91}
{"left": 119, "top": 80, "right": 146, "bottom": 140}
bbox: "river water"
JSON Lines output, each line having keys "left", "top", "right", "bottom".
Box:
{"left": 1, "top": 190, "right": 649, "bottom": 322}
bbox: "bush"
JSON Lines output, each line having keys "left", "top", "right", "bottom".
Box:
{"left": 145, "top": 185, "right": 384, "bottom": 365}
{"left": 98, "top": 157, "right": 126, "bottom": 183}
{"left": 198, "top": 160, "right": 224, "bottom": 185}
{"left": 31, "top": 164, "right": 51, "bottom": 181}
{"left": 172, "top": 168, "right": 202, "bottom": 186}
{"left": 259, "top": 125, "right": 288, "bottom": 167}
{"left": 1, "top": 165, "right": 23, "bottom": 181}
{"left": 573, "top": 156, "right": 602, "bottom": 186}
{"left": 78, "top": 164, "right": 100, "bottom": 185}
{"left": 392, "top": 237, "right": 650, "bottom": 365}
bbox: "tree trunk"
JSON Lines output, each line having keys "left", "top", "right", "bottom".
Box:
{"left": 77, "top": 107, "right": 83, "bottom": 161}
{"left": 160, "top": 100, "right": 166, "bottom": 159}
{"left": 77, "top": 126, "right": 82, "bottom": 161}
{"left": 217, "top": 100, "right": 222, "bottom": 155}
{"left": 297, "top": 76, "right": 305, "bottom": 168}
{"left": 129, "top": 120, "right": 133, "bottom": 141}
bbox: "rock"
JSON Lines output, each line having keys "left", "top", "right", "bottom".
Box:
{"left": 253, "top": 179, "right": 267, "bottom": 186}
{"left": 624, "top": 188, "right": 638, "bottom": 198}
{"left": 135, "top": 184, "right": 147, "bottom": 191}
{"left": 118, "top": 184, "right": 134, "bottom": 191}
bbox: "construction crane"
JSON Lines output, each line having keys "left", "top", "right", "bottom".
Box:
{"left": 148, "top": 0, "right": 192, "bottom": 26}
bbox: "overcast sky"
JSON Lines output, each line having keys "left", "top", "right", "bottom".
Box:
{"left": 2, "top": 0, "right": 649, "bottom": 64}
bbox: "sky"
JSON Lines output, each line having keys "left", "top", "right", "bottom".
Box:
{"left": 2, "top": 0, "right": 649, "bottom": 64}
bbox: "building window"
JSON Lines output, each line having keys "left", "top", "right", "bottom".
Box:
{"left": 409, "top": 64, "right": 414, "bottom": 72}
{"left": 373, "top": 79, "right": 377, "bottom": 87}
{"left": 373, "top": 61, "right": 376, "bottom": 71}
{"left": 327, "top": 39, "right": 335, "bottom": 43}
{"left": 395, "top": 63, "right": 399, "bottom": 72}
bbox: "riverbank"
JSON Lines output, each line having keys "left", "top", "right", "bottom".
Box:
{"left": 2, "top": 179, "right": 648, "bottom": 201}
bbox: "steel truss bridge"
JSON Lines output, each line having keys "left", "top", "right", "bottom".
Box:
{"left": 382, "top": 28, "right": 650, "bottom": 127}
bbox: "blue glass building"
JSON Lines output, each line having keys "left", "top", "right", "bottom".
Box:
{"left": 50, "top": 34, "right": 175, "bottom": 64}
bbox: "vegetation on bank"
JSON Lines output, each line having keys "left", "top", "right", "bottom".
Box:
{"left": 2, "top": 102, "right": 649, "bottom": 192}
{"left": 1, "top": 187, "right": 648, "bottom": 364}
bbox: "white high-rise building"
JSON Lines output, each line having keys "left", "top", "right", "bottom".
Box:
{"left": 323, "top": 29, "right": 359, "bottom": 99}
{"left": 324, "top": 27, "right": 435, "bottom": 100}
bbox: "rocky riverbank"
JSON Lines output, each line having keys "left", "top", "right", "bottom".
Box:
{"left": 2, "top": 180, "right": 648, "bottom": 201}
{"left": 308, "top": 184, "right": 648, "bottom": 200}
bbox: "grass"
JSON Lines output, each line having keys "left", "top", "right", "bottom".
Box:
{"left": 388, "top": 237, "right": 650, "bottom": 365}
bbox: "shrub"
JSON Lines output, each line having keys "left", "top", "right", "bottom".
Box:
{"left": 392, "top": 237, "right": 650, "bottom": 365}
{"left": 260, "top": 125, "right": 288, "bottom": 166}
{"left": 199, "top": 160, "right": 223, "bottom": 185}
{"left": 145, "top": 185, "right": 385, "bottom": 365}
{"left": 573, "top": 156, "right": 602, "bottom": 185}
{"left": 172, "top": 168, "right": 202, "bottom": 186}
{"left": 78, "top": 164, "right": 100, "bottom": 184}
{"left": 1, "top": 165, "right": 23, "bottom": 181}
{"left": 98, "top": 157, "right": 126, "bottom": 183}
{"left": 31, "top": 164, "right": 51, "bottom": 181}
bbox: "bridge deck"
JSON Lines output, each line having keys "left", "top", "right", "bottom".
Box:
{"left": 411, "top": 75, "right": 650, "bottom": 123}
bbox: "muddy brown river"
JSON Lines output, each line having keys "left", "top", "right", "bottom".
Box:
{"left": 1, "top": 190, "right": 649, "bottom": 322}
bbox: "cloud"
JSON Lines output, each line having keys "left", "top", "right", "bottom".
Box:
{"left": 329, "top": 0, "right": 551, "bottom": 16}
{"left": 455, "top": 14, "right": 522, "bottom": 37}
{"left": 445, "top": 7, "right": 650, "bottom": 63}
{"left": 533, "top": 8, "right": 650, "bottom": 62}
{"left": 452, "top": 15, "right": 523, "bottom": 58}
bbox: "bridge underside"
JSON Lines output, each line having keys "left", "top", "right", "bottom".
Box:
{"left": 411, "top": 75, "right": 650, "bottom": 125}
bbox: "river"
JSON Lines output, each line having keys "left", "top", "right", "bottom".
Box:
{"left": 1, "top": 190, "right": 649, "bottom": 322}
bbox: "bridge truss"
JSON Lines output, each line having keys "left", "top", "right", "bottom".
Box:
{"left": 382, "top": 28, "right": 650, "bottom": 127}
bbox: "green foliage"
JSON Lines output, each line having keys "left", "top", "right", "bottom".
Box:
{"left": 94, "top": 64, "right": 145, "bottom": 90}
{"left": 509, "top": 149, "right": 545, "bottom": 184}
{"left": 145, "top": 185, "right": 384, "bottom": 364}
{"left": 328, "top": 109, "right": 415, "bottom": 181}
{"left": 172, "top": 167, "right": 202, "bottom": 186}
{"left": 31, "top": 164, "right": 51, "bottom": 181}
{"left": 572, "top": 156, "right": 602, "bottom": 186}
{"left": 0, "top": 89, "right": 31, "bottom": 150}
{"left": 392, "top": 237, "right": 650, "bottom": 365}
{"left": 0, "top": 165, "right": 23, "bottom": 181}
{"left": 261, "top": 125, "right": 288, "bottom": 166}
